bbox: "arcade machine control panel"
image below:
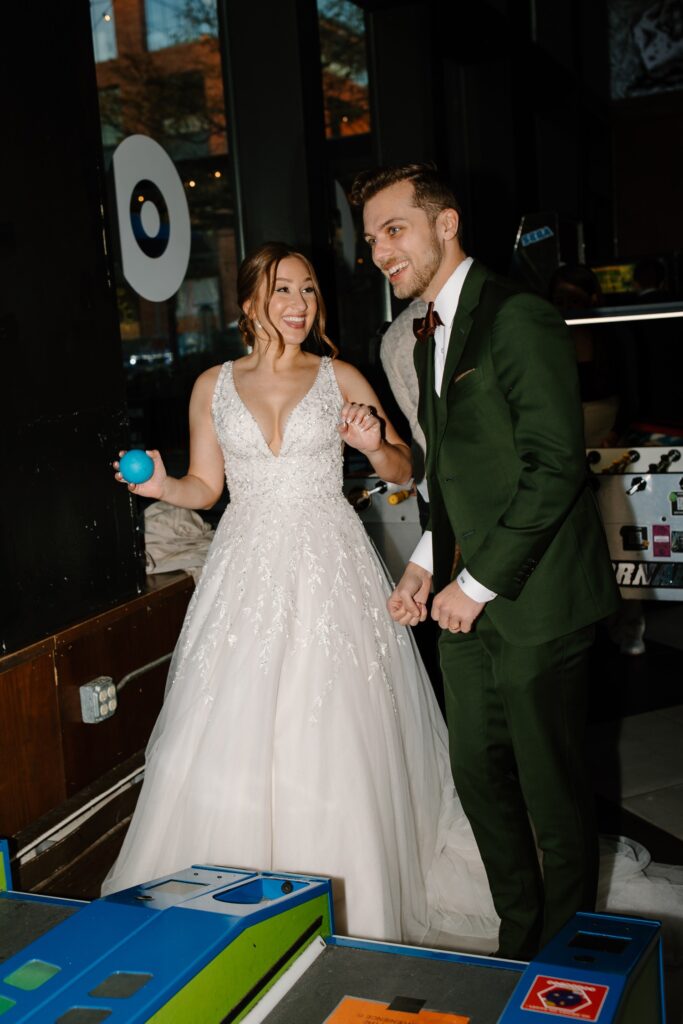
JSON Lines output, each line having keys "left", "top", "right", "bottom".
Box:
{"left": 588, "top": 446, "right": 683, "bottom": 600}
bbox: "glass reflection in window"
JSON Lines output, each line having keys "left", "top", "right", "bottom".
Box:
{"left": 92, "top": 0, "right": 242, "bottom": 481}
{"left": 91, "top": 0, "right": 117, "bottom": 63}
{"left": 317, "top": 0, "right": 371, "bottom": 138}
{"left": 145, "top": 0, "right": 218, "bottom": 52}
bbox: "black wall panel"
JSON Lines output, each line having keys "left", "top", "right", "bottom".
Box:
{"left": 0, "top": 1, "right": 143, "bottom": 654}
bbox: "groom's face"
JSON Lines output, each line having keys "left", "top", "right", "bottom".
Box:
{"left": 363, "top": 181, "right": 443, "bottom": 300}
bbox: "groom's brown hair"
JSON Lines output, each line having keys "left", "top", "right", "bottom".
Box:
{"left": 350, "top": 163, "right": 463, "bottom": 242}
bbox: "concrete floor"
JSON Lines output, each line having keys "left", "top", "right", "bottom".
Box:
{"left": 588, "top": 601, "right": 683, "bottom": 1021}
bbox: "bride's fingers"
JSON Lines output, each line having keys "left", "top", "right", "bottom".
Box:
{"left": 340, "top": 402, "right": 377, "bottom": 427}
{"left": 388, "top": 594, "right": 420, "bottom": 626}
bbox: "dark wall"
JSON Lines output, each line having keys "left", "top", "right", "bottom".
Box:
{"left": 0, "top": 2, "right": 143, "bottom": 654}
{"left": 437, "top": 0, "right": 612, "bottom": 273}
{"left": 613, "top": 92, "right": 683, "bottom": 259}
{"left": 363, "top": 0, "right": 613, "bottom": 276}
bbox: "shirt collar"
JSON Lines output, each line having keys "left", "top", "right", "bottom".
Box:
{"left": 433, "top": 256, "right": 474, "bottom": 333}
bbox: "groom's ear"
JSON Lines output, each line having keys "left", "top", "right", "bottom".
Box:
{"left": 438, "top": 207, "right": 459, "bottom": 242}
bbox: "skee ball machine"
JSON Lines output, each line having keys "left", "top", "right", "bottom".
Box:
{"left": 0, "top": 839, "right": 667, "bottom": 1023}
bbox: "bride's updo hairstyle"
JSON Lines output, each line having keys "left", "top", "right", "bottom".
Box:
{"left": 237, "top": 242, "right": 338, "bottom": 357}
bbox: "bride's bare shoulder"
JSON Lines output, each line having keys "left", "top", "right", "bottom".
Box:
{"left": 189, "top": 364, "right": 227, "bottom": 408}
{"left": 195, "top": 363, "right": 225, "bottom": 386}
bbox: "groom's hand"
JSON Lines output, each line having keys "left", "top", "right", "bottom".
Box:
{"left": 432, "top": 581, "right": 484, "bottom": 633}
{"left": 387, "top": 562, "right": 432, "bottom": 626}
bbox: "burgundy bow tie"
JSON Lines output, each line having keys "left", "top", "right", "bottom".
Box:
{"left": 413, "top": 301, "right": 443, "bottom": 343}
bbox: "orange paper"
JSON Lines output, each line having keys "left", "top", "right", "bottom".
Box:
{"left": 323, "top": 995, "right": 470, "bottom": 1024}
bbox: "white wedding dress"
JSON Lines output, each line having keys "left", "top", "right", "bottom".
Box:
{"left": 102, "top": 357, "right": 683, "bottom": 963}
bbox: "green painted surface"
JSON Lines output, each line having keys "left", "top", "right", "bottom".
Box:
{"left": 4, "top": 958, "right": 61, "bottom": 991}
{"left": 0, "top": 995, "right": 16, "bottom": 1015}
{"left": 0, "top": 842, "right": 9, "bottom": 894}
{"left": 148, "top": 893, "right": 331, "bottom": 1023}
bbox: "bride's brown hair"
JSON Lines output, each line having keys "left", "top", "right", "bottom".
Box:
{"left": 237, "top": 242, "right": 338, "bottom": 357}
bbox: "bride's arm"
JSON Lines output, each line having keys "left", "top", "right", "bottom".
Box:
{"left": 116, "top": 367, "right": 226, "bottom": 510}
{"left": 332, "top": 360, "right": 412, "bottom": 485}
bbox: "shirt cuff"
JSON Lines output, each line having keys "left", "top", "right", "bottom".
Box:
{"left": 416, "top": 478, "right": 430, "bottom": 501}
{"left": 457, "top": 568, "right": 497, "bottom": 603}
{"left": 410, "top": 531, "right": 434, "bottom": 574}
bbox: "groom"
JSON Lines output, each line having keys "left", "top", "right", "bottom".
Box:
{"left": 352, "top": 164, "right": 619, "bottom": 960}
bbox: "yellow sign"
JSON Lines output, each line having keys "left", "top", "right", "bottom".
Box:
{"left": 324, "top": 996, "right": 470, "bottom": 1024}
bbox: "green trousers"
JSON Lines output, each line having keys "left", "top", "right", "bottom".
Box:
{"left": 439, "top": 617, "right": 597, "bottom": 960}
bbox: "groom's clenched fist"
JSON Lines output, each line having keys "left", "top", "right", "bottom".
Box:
{"left": 387, "top": 562, "right": 432, "bottom": 626}
{"left": 431, "top": 580, "right": 484, "bottom": 633}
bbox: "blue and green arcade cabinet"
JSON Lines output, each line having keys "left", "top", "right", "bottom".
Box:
{"left": 0, "top": 838, "right": 667, "bottom": 1022}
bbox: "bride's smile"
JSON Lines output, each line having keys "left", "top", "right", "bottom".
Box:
{"left": 254, "top": 255, "right": 318, "bottom": 346}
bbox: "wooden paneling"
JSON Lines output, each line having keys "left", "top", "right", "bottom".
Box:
{"left": 16, "top": 755, "right": 144, "bottom": 899}
{"left": 0, "top": 571, "right": 193, "bottom": 838}
{"left": 0, "top": 642, "right": 66, "bottom": 835}
{"left": 56, "top": 573, "right": 193, "bottom": 794}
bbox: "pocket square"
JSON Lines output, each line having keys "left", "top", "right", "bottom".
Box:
{"left": 454, "top": 367, "right": 477, "bottom": 383}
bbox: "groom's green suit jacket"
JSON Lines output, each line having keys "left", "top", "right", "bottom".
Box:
{"left": 414, "top": 260, "right": 619, "bottom": 646}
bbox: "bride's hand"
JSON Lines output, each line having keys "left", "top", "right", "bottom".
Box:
{"left": 388, "top": 562, "right": 432, "bottom": 626}
{"left": 113, "top": 449, "right": 168, "bottom": 500}
{"left": 338, "top": 402, "right": 383, "bottom": 453}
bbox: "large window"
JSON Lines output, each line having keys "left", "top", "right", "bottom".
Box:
{"left": 91, "top": 0, "right": 242, "bottom": 480}
{"left": 318, "top": 0, "right": 371, "bottom": 138}
{"left": 316, "top": 2, "right": 384, "bottom": 361}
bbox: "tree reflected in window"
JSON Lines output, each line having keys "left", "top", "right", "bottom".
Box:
{"left": 318, "top": 0, "right": 371, "bottom": 138}
{"left": 145, "top": 0, "right": 217, "bottom": 52}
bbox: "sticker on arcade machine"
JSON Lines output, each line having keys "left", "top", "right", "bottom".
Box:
{"left": 652, "top": 524, "right": 671, "bottom": 558}
{"left": 323, "top": 996, "right": 469, "bottom": 1023}
{"left": 520, "top": 975, "right": 609, "bottom": 1019}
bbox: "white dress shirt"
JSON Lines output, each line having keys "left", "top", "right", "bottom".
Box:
{"left": 409, "top": 258, "right": 497, "bottom": 604}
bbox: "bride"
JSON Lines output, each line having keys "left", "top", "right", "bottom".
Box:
{"left": 103, "top": 242, "right": 683, "bottom": 963}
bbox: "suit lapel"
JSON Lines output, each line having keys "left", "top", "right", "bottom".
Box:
{"left": 438, "top": 259, "right": 487, "bottom": 404}
{"left": 414, "top": 332, "right": 438, "bottom": 478}
{"left": 416, "top": 260, "right": 489, "bottom": 477}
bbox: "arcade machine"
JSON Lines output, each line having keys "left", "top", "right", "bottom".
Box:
{"left": 0, "top": 839, "right": 666, "bottom": 1023}
{"left": 509, "top": 218, "right": 683, "bottom": 607}
{"left": 343, "top": 478, "right": 420, "bottom": 585}
{"left": 587, "top": 446, "right": 683, "bottom": 601}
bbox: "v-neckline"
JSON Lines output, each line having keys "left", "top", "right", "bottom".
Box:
{"left": 230, "top": 357, "right": 325, "bottom": 458}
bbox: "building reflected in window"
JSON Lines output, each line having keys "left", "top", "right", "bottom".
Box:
{"left": 318, "top": 0, "right": 371, "bottom": 138}
{"left": 91, "top": 0, "right": 242, "bottom": 476}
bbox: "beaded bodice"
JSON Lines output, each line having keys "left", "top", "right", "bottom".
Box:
{"left": 211, "top": 357, "right": 345, "bottom": 507}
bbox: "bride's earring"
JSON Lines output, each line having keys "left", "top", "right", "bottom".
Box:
{"left": 254, "top": 318, "right": 263, "bottom": 330}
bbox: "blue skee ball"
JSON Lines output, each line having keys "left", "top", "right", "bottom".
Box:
{"left": 119, "top": 449, "right": 154, "bottom": 484}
